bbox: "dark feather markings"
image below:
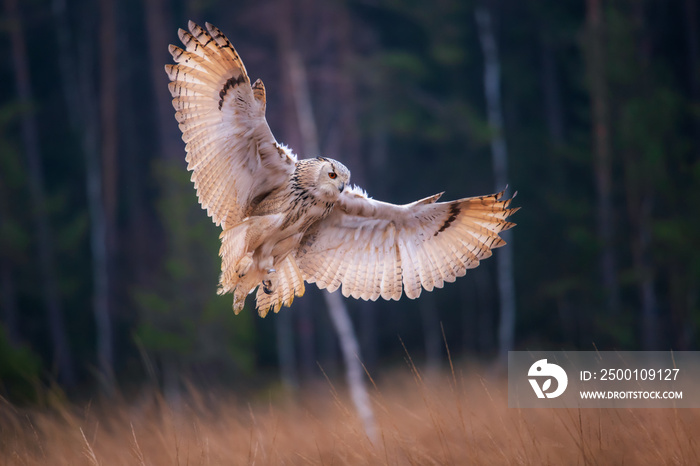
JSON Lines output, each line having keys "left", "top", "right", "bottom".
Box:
{"left": 435, "top": 203, "right": 460, "bottom": 236}
{"left": 218, "top": 74, "right": 247, "bottom": 110}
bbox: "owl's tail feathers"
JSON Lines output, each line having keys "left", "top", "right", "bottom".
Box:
{"left": 255, "top": 255, "right": 306, "bottom": 317}
{"left": 218, "top": 224, "right": 259, "bottom": 314}
{"left": 218, "top": 224, "right": 248, "bottom": 294}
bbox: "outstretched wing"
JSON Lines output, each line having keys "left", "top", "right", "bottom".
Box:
{"left": 296, "top": 187, "right": 518, "bottom": 301}
{"left": 166, "top": 22, "right": 295, "bottom": 229}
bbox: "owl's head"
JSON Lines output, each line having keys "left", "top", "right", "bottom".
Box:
{"left": 299, "top": 157, "right": 351, "bottom": 202}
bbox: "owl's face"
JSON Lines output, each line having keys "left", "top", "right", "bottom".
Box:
{"left": 314, "top": 157, "right": 350, "bottom": 201}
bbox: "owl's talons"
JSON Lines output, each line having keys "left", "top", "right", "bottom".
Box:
{"left": 262, "top": 268, "right": 277, "bottom": 295}
{"left": 262, "top": 280, "right": 273, "bottom": 294}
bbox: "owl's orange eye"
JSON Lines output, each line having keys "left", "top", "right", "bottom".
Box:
{"left": 328, "top": 172, "right": 337, "bottom": 179}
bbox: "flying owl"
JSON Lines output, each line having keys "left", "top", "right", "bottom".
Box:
{"left": 165, "top": 22, "right": 519, "bottom": 317}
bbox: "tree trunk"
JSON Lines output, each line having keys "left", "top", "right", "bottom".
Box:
{"left": 280, "top": 17, "right": 376, "bottom": 439}
{"left": 119, "top": 16, "right": 151, "bottom": 291}
{"left": 101, "top": 0, "right": 118, "bottom": 247}
{"left": 622, "top": 157, "right": 658, "bottom": 350}
{"left": 585, "top": 0, "right": 620, "bottom": 314}
{"left": 358, "top": 303, "right": 377, "bottom": 373}
{"left": 636, "top": 199, "right": 658, "bottom": 349}
{"left": 318, "top": 293, "right": 340, "bottom": 375}
{"left": 272, "top": 0, "right": 303, "bottom": 390}
{"left": 80, "top": 30, "right": 112, "bottom": 393}
{"left": 539, "top": 28, "right": 579, "bottom": 343}
{"left": 539, "top": 34, "right": 565, "bottom": 144}
{"left": 144, "top": 0, "right": 186, "bottom": 404}
{"left": 627, "top": 3, "right": 659, "bottom": 350}
{"left": 475, "top": 5, "right": 517, "bottom": 362}
{"left": 51, "top": 0, "right": 113, "bottom": 391}
{"left": 324, "top": 291, "right": 377, "bottom": 442}
{"left": 97, "top": 0, "right": 117, "bottom": 392}
{"left": 334, "top": 6, "right": 379, "bottom": 375}
{"left": 7, "top": 0, "right": 75, "bottom": 386}
{"left": 144, "top": 0, "right": 180, "bottom": 161}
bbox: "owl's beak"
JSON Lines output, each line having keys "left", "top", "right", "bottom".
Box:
{"left": 338, "top": 182, "right": 345, "bottom": 193}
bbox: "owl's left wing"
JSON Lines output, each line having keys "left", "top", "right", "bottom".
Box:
{"left": 295, "top": 187, "right": 518, "bottom": 301}
{"left": 165, "top": 22, "right": 296, "bottom": 229}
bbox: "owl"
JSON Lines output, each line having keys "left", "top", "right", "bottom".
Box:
{"left": 165, "top": 22, "right": 519, "bottom": 317}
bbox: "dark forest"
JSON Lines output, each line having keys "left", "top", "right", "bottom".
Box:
{"left": 1, "top": 0, "right": 699, "bottom": 413}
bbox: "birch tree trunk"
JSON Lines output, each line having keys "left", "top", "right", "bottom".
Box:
{"left": 273, "top": 1, "right": 302, "bottom": 388}
{"left": 475, "top": 5, "right": 517, "bottom": 362}
{"left": 281, "top": 29, "right": 377, "bottom": 441}
{"left": 324, "top": 291, "right": 377, "bottom": 442}
{"left": 7, "top": 0, "right": 75, "bottom": 386}
{"left": 334, "top": 7, "right": 379, "bottom": 375}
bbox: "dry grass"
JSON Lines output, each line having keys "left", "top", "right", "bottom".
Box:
{"left": 1, "top": 365, "right": 699, "bottom": 465}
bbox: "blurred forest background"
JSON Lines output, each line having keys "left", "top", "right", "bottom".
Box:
{"left": 0, "top": 0, "right": 699, "bottom": 402}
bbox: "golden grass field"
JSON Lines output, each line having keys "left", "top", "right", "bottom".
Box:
{"left": 1, "top": 364, "right": 699, "bottom": 465}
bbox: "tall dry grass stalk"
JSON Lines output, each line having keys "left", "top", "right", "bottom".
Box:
{"left": 1, "top": 364, "right": 698, "bottom": 465}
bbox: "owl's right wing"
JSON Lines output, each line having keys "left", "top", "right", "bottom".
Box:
{"left": 295, "top": 187, "right": 518, "bottom": 301}
{"left": 166, "top": 22, "right": 295, "bottom": 229}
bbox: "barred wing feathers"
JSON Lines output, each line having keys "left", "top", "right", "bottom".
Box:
{"left": 296, "top": 188, "right": 518, "bottom": 301}
{"left": 166, "top": 21, "right": 295, "bottom": 229}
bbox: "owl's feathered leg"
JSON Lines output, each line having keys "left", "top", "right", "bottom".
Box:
{"left": 255, "top": 255, "right": 306, "bottom": 317}
{"left": 219, "top": 214, "right": 286, "bottom": 313}
{"left": 236, "top": 253, "right": 254, "bottom": 278}
{"left": 232, "top": 289, "right": 246, "bottom": 314}
{"left": 219, "top": 223, "right": 249, "bottom": 295}
{"left": 229, "top": 270, "right": 263, "bottom": 314}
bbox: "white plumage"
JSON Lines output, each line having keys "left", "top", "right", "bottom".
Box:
{"left": 166, "top": 22, "right": 519, "bottom": 316}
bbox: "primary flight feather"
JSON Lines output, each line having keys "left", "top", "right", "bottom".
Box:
{"left": 166, "top": 21, "right": 519, "bottom": 317}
